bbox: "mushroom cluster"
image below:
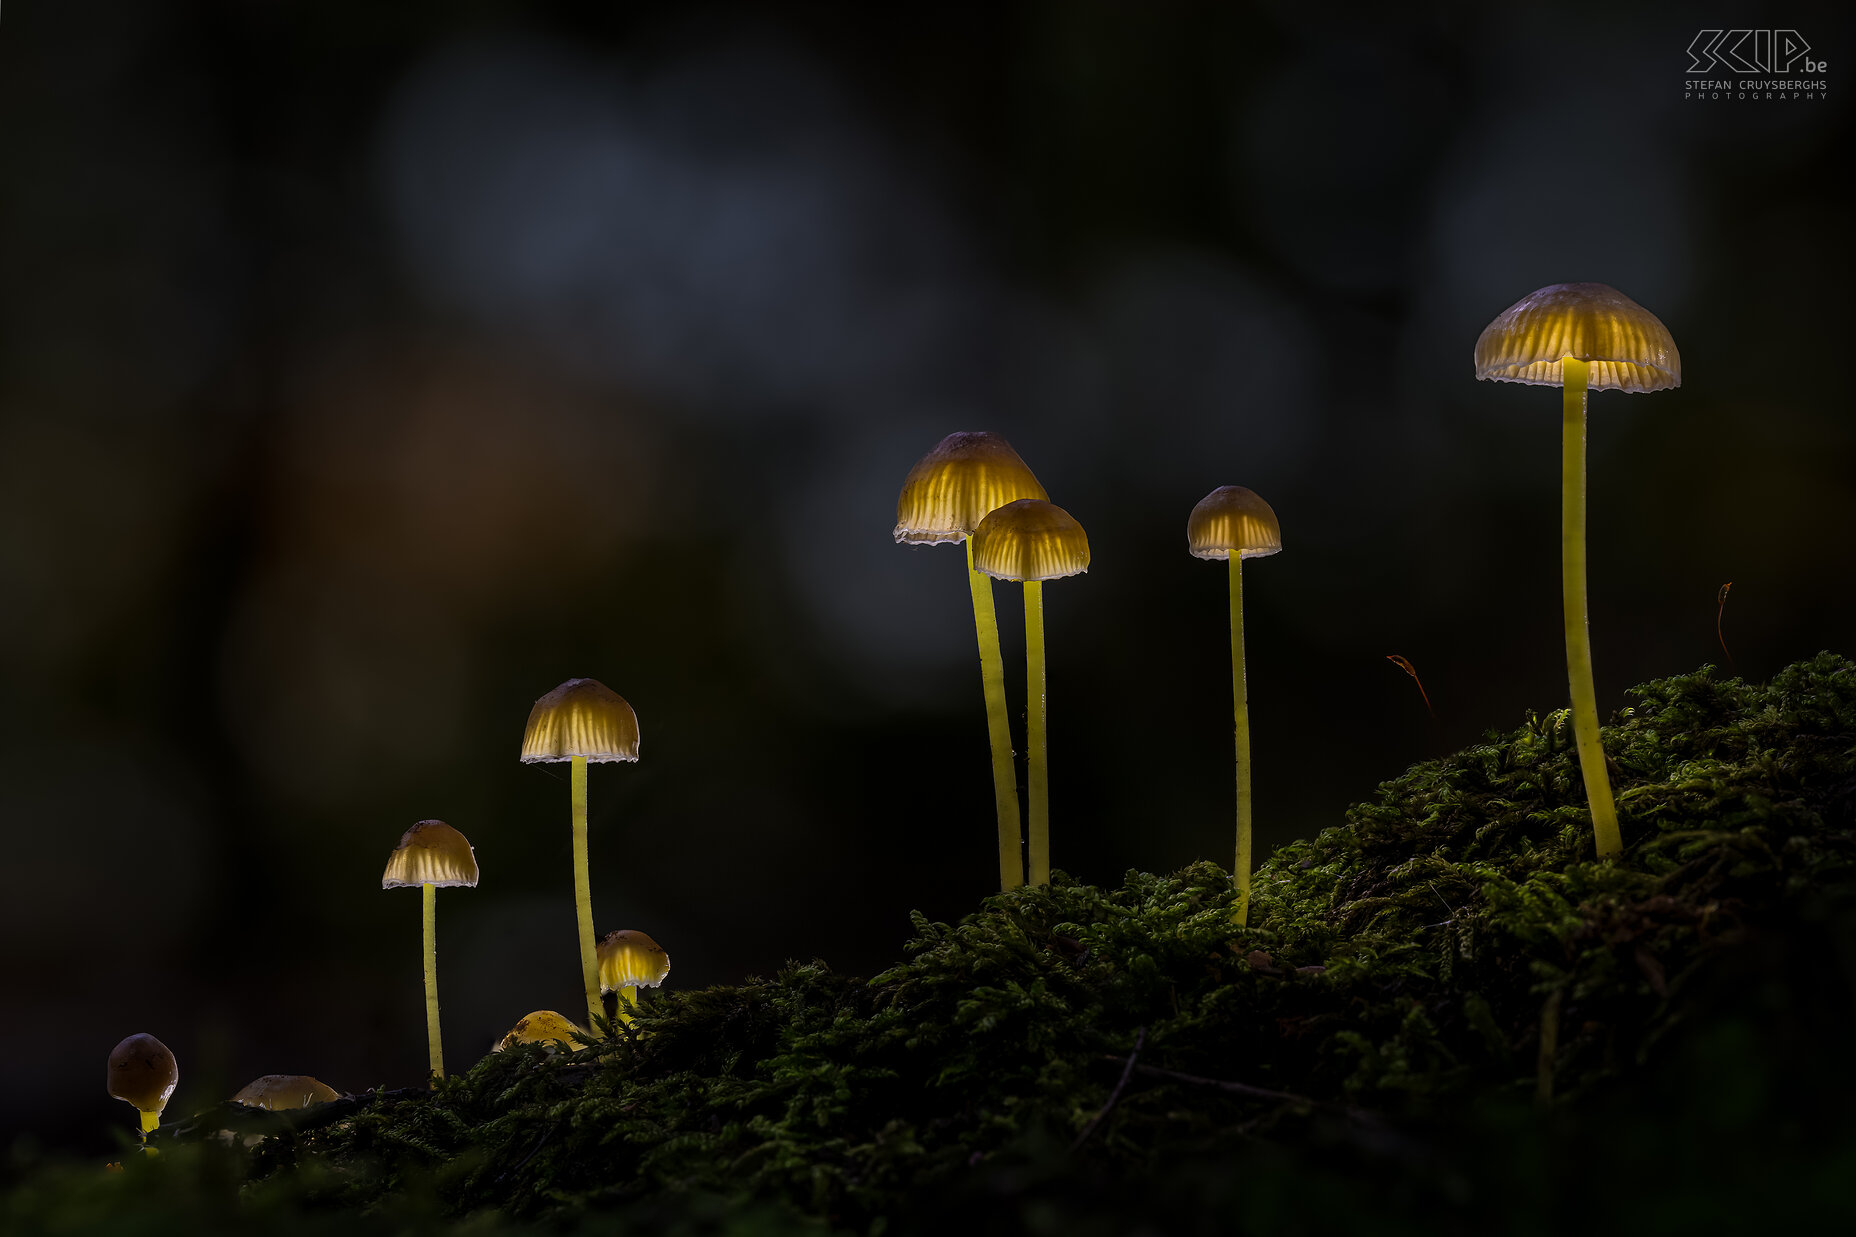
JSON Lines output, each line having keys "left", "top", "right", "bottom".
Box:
{"left": 100, "top": 280, "right": 1683, "bottom": 1153}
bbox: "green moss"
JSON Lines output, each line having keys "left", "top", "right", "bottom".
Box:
{"left": 13, "top": 655, "right": 1856, "bottom": 1234}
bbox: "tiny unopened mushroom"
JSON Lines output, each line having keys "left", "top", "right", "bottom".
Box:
{"left": 107, "top": 1033, "right": 178, "bottom": 1151}
{"left": 597, "top": 929, "right": 670, "bottom": 1025}
{"left": 895, "top": 431, "right": 1049, "bottom": 890}
{"left": 1188, "top": 485, "right": 1283, "bottom": 926}
{"left": 970, "top": 499, "right": 1090, "bottom": 886}
{"left": 495, "top": 1010, "right": 587, "bottom": 1052}
{"left": 521, "top": 678, "right": 641, "bottom": 1031}
{"left": 1476, "top": 283, "right": 1681, "bottom": 860}
{"left": 382, "top": 820, "right": 479, "bottom": 1079}
{"left": 231, "top": 1075, "right": 340, "bottom": 1110}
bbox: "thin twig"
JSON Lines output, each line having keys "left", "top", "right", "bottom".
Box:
{"left": 161, "top": 1087, "right": 431, "bottom": 1142}
{"left": 1107, "top": 1059, "right": 1376, "bottom": 1125}
{"left": 1716, "top": 582, "right": 1737, "bottom": 675}
{"left": 496, "top": 1119, "right": 561, "bottom": 1185}
{"left": 1387, "top": 655, "right": 1436, "bottom": 719}
{"left": 1071, "top": 1027, "right": 1145, "bottom": 1151}
{"left": 1121, "top": 1061, "right": 1312, "bottom": 1106}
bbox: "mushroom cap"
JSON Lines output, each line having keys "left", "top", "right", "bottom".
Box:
{"left": 1188, "top": 486, "right": 1283, "bottom": 560}
{"left": 597, "top": 929, "right": 671, "bottom": 993}
{"left": 520, "top": 678, "right": 640, "bottom": 763}
{"left": 231, "top": 1075, "right": 340, "bottom": 1110}
{"left": 970, "top": 499, "right": 1091, "bottom": 582}
{"left": 495, "top": 1010, "right": 586, "bottom": 1052}
{"left": 381, "top": 820, "right": 480, "bottom": 889}
{"left": 107, "top": 1033, "right": 178, "bottom": 1114}
{"left": 893, "top": 432, "right": 1048, "bottom": 545}
{"left": 1474, "top": 282, "right": 1681, "bottom": 392}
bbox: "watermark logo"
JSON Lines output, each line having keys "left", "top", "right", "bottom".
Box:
{"left": 1684, "top": 29, "right": 1829, "bottom": 100}
{"left": 1687, "top": 30, "right": 1821, "bottom": 74}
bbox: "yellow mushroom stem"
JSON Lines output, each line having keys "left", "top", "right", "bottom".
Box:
{"left": 1229, "top": 553, "right": 1253, "bottom": 925}
{"left": 966, "top": 538, "right": 1024, "bottom": 890}
{"left": 139, "top": 1110, "right": 160, "bottom": 1135}
{"left": 1024, "top": 580, "right": 1049, "bottom": 886}
{"left": 570, "top": 755, "right": 604, "bottom": 1029}
{"left": 1560, "top": 357, "right": 1622, "bottom": 858}
{"left": 616, "top": 987, "right": 641, "bottom": 1026}
{"left": 423, "top": 882, "right": 444, "bottom": 1078}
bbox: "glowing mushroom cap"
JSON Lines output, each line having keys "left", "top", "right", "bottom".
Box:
{"left": 970, "top": 499, "right": 1091, "bottom": 582}
{"left": 1188, "top": 486, "right": 1282, "bottom": 560}
{"left": 231, "top": 1075, "right": 340, "bottom": 1110}
{"left": 107, "top": 1033, "right": 178, "bottom": 1115}
{"left": 381, "top": 820, "right": 480, "bottom": 889}
{"left": 597, "top": 929, "right": 671, "bottom": 994}
{"left": 495, "top": 1010, "right": 586, "bottom": 1052}
{"left": 520, "top": 678, "right": 640, "bottom": 763}
{"left": 1474, "top": 282, "right": 1681, "bottom": 393}
{"left": 893, "top": 432, "right": 1049, "bottom": 545}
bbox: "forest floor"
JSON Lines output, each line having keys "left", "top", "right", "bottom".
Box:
{"left": 8, "top": 654, "right": 1856, "bottom": 1235}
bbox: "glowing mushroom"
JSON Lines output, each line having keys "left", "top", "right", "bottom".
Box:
{"left": 495, "top": 1010, "right": 587, "bottom": 1053}
{"left": 1475, "top": 283, "right": 1681, "bottom": 860}
{"left": 382, "top": 820, "right": 480, "bottom": 1078}
{"left": 597, "top": 929, "right": 671, "bottom": 1025}
{"left": 894, "top": 432, "right": 1050, "bottom": 890}
{"left": 231, "top": 1075, "right": 340, "bottom": 1110}
{"left": 1188, "top": 485, "right": 1282, "bottom": 926}
{"left": 107, "top": 1033, "right": 178, "bottom": 1152}
{"left": 521, "top": 678, "right": 640, "bottom": 1030}
{"left": 970, "top": 499, "right": 1090, "bottom": 886}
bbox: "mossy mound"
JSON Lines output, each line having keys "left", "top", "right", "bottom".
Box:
{"left": 15, "top": 655, "right": 1856, "bottom": 1235}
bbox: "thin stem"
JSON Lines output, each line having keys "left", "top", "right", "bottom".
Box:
{"left": 616, "top": 986, "right": 640, "bottom": 1026}
{"left": 967, "top": 538, "right": 1024, "bottom": 890}
{"left": 571, "top": 755, "right": 603, "bottom": 1029}
{"left": 1024, "top": 580, "right": 1049, "bottom": 886}
{"left": 1561, "top": 358, "right": 1622, "bottom": 859}
{"left": 423, "top": 881, "right": 443, "bottom": 1078}
{"left": 139, "top": 1110, "right": 160, "bottom": 1134}
{"left": 1230, "top": 555, "right": 1252, "bottom": 925}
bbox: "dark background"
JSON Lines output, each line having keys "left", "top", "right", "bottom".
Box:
{"left": 2, "top": 0, "right": 1850, "bottom": 1158}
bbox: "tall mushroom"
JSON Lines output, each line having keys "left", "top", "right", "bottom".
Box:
{"left": 969, "top": 498, "right": 1091, "bottom": 886}
{"left": 107, "top": 1033, "right": 178, "bottom": 1152}
{"left": 1188, "top": 485, "right": 1282, "bottom": 926}
{"left": 382, "top": 820, "right": 479, "bottom": 1079}
{"left": 1475, "top": 283, "right": 1681, "bottom": 859}
{"left": 894, "top": 432, "right": 1049, "bottom": 890}
{"left": 521, "top": 678, "right": 640, "bottom": 1029}
{"left": 597, "top": 928, "right": 671, "bottom": 1026}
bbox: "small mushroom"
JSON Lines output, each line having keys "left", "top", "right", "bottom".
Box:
{"left": 495, "top": 1010, "right": 587, "bottom": 1052}
{"left": 597, "top": 929, "right": 671, "bottom": 1025}
{"left": 1188, "top": 485, "right": 1283, "bottom": 926}
{"left": 382, "top": 820, "right": 480, "bottom": 1079}
{"left": 970, "top": 499, "right": 1091, "bottom": 886}
{"left": 1475, "top": 283, "right": 1681, "bottom": 859}
{"left": 895, "top": 432, "right": 1049, "bottom": 890}
{"left": 521, "top": 678, "right": 641, "bottom": 1031}
{"left": 107, "top": 1033, "right": 178, "bottom": 1151}
{"left": 231, "top": 1075, "right": 340, "bottom": 1110}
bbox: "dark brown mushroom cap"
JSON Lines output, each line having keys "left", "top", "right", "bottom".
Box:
{"left": 520, "top": 678, "right": 640, "bottom": 763}
{"left": 597, "top": 929, "right": 671, "bottom": 993}
{"left": 381, "top": 820, "right": 480, "bottom": 889}
{"left": 495, "top": 1010, "right": 586, "bottom": 1052}
{"left": 107, "top": 1033, "right": 178, "bottom": 1114}
{"left": 1474, "top": 282, "right": 1681, "bottom": 392}
{"left": 893, "top": 432, "right": 1048, "bottom": 544}
{"left": 231, "top": 1075, "right": 340, "bottom": 1110}
{"left": 1188, "top": 486, "right": 1283, "bottom": 561}
{"left": 970, "top": 499, "right": 1091, "bottom": 582}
